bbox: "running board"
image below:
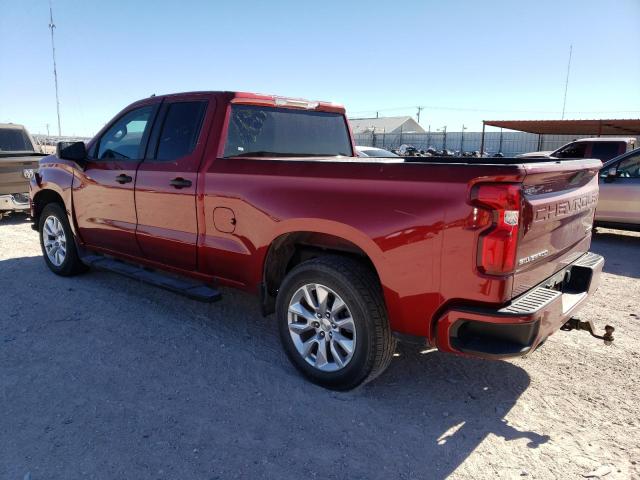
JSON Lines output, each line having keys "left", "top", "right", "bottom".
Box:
{"left": 81, "top": 254, "right": 222, "bottom": 302}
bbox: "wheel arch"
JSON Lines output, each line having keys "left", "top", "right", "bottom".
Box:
{"left": 32, "top": 188, "right": 66, "bottom": 226}
{"left": 260, "top": 229, "right": 384, "bottom": 316}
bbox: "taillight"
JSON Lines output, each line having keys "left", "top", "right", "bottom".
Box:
{"left": 470, "top": 183, "right": 521, "bottom": 275}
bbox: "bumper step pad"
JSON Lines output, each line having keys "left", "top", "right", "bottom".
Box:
{"left": 499, "top": 287, "right": 561, "bottom": 315}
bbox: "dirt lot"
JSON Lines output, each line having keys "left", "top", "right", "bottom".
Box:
{"left": 1, "top": 215, "right": 639, "bottom": 480}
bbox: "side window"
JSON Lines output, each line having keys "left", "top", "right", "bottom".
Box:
{"left": 155, "top": 101, "right": 207, "bottom": 161}
{"left": 96, "top": 105, "right": 154, "bottom": 160}
{"left": 617, "top": 153, "right": 640, "bottom": 178}
{"left": 554, "top": 142, "right": 587, "bottom": 159}
{"left": 590, "top": 142, "right": 621, "bottom": 161}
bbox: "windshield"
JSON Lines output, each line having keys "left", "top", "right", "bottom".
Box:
{"left": 223, "top": 105, "right": 352, "bottom": 158}
{"left": 0, "top": 128, "right": 34, "bottom": 152}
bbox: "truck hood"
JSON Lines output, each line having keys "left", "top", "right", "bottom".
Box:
{"left": 516, "top": 151, "right": 553, "bottom": 158}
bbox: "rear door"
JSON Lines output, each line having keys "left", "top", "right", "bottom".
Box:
{"left": 134, "top": 93, "right": 212, "bottom": 270}
{"left": 587, "top": 142, "right": 625, "bottom": 162}
{"left": 597, "top": 151, "right": 640, "bottom": 224}
{"left": 511, "top": 159, "right": 602, "bottom": 297}
{"left": 74, "top": 101, "right": 159, "bottom": 256}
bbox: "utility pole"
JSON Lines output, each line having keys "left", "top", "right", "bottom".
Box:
{"left": 460, "top": 124, "right": 467, "bottom": 153}
{"left": 416, "top": 106, "right": 424, "bottom": 124}
{"left": 48, "top": 0, "right": 62, "bottom": 136}
{"left": 561, "top": 44, "right": 572, "bottom": 120}
{"left": 438, "top": 126, "right": 447, "bottom": 150}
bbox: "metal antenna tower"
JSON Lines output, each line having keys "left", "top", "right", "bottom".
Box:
{"left": 48, "top": 0, "right": 62, "bottom": 136}
{"left": 561, "top": 45, "right": 572, "bottom": 120}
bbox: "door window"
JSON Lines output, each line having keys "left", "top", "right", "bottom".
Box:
{"left": 554, "top": 142, "right": 587, "bottom": 158}
{"left": 96, "top": 105, "right": 154, "bottom": 160}
{"left": 617, "top": 153, "right": 640, "bottom": 178}
{"left": 590, "top": 142, "right": 621, "bottom": 161}
{"left": 155, "top": 101, "right": 207, "bottom": 161}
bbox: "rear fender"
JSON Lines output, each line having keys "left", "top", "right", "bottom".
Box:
{"left": 261, "top": 219, "right": 412, "bottom": 332}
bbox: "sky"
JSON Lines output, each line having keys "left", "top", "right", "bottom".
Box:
{"left": 1, "top": 0, "right": 639, "bottom": 137}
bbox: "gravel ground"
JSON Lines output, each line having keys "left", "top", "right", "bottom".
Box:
{"left": 1, "top": 215, "right": 639, "bottom": 480}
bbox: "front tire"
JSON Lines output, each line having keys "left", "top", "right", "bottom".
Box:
{"left": 276, "top": 255, "right": 396, "bottom": 390}
{"left": 39, "top": 203, "right": 87, "bottom": 276}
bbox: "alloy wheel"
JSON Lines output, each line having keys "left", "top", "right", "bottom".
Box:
{"left": 287, "top": 283, "right": 357, "bottom": 372}
{"left": 43, "top": 215, "right": 67, "bottom": 267}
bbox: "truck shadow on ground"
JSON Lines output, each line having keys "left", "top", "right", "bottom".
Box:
{"left": 2, "top": 255, "right": 548, "bottom": 480}
{"left": 0, "top": 212, "right": 30, "bottom": 225}
{"left": 592, "top": 228, "right": 640, "bottom": 279}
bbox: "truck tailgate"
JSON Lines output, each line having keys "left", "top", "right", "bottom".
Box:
{"left": 512, "top": 159, "right": 602, "bottom": 297}
{"left": 0, "top": 155, "right": 42, "bottom": 195}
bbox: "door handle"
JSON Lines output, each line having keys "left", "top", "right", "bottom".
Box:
{"left": 170, "top": 177, "right": 192, "bottom": 189}
{"left": 115, "top": 174, "right": 133, "bottom": 184}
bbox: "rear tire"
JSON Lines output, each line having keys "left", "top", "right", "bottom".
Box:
{"left": 276, "top": 255, "right": 396, "bottom": 390}
{"left": 39, "top": 203, "right": 87, "bottom": 276}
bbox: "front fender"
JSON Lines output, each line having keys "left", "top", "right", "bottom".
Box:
{"left": 31, "top": 156, "right": 77, "bottom": 235}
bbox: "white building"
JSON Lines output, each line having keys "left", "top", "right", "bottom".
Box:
{"left": 348, "top": 116, "right": 425, "bottom": 135}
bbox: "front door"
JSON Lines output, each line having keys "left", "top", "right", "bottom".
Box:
{"left": 134, "top": 94, "right": 213, "bottom": 270}
{"left": 73, "top": 103, "right": 159, "bottom": 256}
{"left": 598, "top": 151, "right": 640, "bottom": 225}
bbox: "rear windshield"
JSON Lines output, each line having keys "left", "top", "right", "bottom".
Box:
{"left": 223, "top": 105, "right": 352, "bottom": 158}
{"left": 0, "top": 128, "right": 34, "bottom": 152}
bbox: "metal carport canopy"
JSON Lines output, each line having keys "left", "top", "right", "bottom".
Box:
{"left": 479, "top": 119, "right": 640, "bottom": 154}
{"left": 483, "top": 119, "right": 640, "bottom": 136}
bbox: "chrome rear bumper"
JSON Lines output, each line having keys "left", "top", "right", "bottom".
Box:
{"left": 0, "top": 193, "right": 30, "bottom": 212}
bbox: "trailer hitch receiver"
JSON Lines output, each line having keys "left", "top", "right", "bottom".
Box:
{"left": 561, "top": 318, "right": 615, "bottom": 345}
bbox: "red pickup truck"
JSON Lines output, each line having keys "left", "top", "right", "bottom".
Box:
{"left": 30, "top": 91, "right": 606, "bottom": 390}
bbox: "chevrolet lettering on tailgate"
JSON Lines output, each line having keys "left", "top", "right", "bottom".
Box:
{"left": 534, "top": 191, "right": 599, "bottom": 222}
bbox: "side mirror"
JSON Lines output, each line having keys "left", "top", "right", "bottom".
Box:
{"left": 57, "top": 141, "right": 87, "bottom": 167}
{"left": 604, "top": 166, "right": 617, "bottom": 182}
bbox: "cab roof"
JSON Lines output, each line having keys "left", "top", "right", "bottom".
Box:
{"left": 143, "top": 91, "right": 346, "bottom": 114}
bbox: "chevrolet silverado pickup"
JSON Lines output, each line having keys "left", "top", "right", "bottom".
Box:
{"left": 0, "top": 123, "right": 43, "bottom": 218}
{"left": 30, "top": 91, "right": 606, "bottom": 390}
